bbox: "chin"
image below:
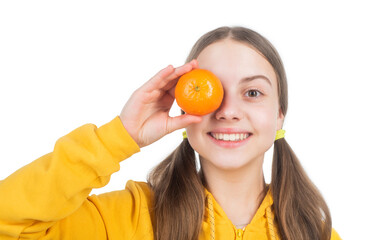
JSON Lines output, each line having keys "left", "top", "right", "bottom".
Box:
{"left": 204, "top": 157, "right": 254, "bottom": 171}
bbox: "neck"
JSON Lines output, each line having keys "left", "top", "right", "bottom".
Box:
{"left": 201, "top": 158, "right": 267, "bottom": 227}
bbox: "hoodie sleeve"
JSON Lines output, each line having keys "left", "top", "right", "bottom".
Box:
{"left": 0, "top": 116, "right": 140, "bottom": 239}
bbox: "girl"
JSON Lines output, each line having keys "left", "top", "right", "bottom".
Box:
{"left": 0, "top": 26, "right": 341, "bottom": 239}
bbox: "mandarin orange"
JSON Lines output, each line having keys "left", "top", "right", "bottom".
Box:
{"left": 175, "top": 69, "right": 224, "bottom": 115}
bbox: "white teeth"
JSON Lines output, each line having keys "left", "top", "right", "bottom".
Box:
{"left": 224, "top": 134, "right": 230, "bottom": 141}
{"left": 211, "top": 133, "right": 250, "bottom": 141}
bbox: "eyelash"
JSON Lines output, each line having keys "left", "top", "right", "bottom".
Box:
{"left": 244, "top": 89, "right": 263, "bottom": 98}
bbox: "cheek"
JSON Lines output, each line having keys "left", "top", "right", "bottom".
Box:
{"left": 250, "top": 107, "right": 278, "bottom": 132}
{"left": 185, "top": 113, "right": 212, "bottom": 136}
{"left": 185, "top": 122, "right": 204, "bottom": 149}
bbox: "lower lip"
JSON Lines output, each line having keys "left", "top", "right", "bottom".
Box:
{"left": 207, "top": 133, "right": 251, "bottom": 148}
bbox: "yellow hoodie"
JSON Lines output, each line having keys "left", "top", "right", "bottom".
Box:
{"left": 0, "top": 117, "right": 341, "bottom": 240}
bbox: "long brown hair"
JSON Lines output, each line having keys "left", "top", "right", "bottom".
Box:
{"left": 147, "top": 26, "right": 332, "bottom": 240}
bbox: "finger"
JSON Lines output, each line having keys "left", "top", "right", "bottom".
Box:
{"left": 145, "top": 62, "right": 193, "bottom": 93}
{"left": 160, "top": 61, "right": 195, "bottom": 88}
{"left": 143, "top": 60, "right": 197, "bottom": 95}
{"left": 141, "top": 65, "right": 175, "bottom": 92}
{"left": 163, "top": 60, "right": 198, "bottom": 92}
{"left": 165, "top": 60, "right": 199, "bottom": 100}
{"left": 190, "top": 59, "right": 199, "bottom": 69}
{"left": 167, "top": 85, "right": 175, "bottom": 98}
{"left": 166, "top": 114, "right": 202, "bottom": 133}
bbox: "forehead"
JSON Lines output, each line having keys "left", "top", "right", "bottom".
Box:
{"left": 196, "top": 40, "right": 277, "bottom": 87}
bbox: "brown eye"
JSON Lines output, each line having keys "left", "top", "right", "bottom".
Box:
{"left": 245, "top": 89, "right": 261, "bottom": 98}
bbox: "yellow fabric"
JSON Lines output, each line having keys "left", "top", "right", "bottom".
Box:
{"left": 0, "top": 117, "right": 341, "bottom": 240}
{"left": 275, "top": 129, "right": 285, "bottom": 140}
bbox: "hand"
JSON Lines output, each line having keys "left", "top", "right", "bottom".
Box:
{"left": 120, "top": 60, "right": 202, "bottom": 148}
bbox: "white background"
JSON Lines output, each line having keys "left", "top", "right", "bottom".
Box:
{"left": 1, "top": 1, "right": 387, "bottom": 239}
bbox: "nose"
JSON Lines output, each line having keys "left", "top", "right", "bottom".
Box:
{"left": 214, "top": 92, "right": 243, "bottom": 121}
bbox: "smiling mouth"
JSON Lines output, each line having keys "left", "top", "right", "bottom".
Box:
{"left": 208, "top": 132, "right": 252, "bottom": 141}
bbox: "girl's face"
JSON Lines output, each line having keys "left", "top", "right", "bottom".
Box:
{"left": 186, "top": 39, "right": 284, "bottom": 171}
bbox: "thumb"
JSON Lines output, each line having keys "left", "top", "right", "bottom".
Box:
{"left": 168, "top": 114, "right": 202, "bottom": 133}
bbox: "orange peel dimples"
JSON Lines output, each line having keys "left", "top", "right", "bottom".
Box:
{"left": 175, "top": 69, "right": 224, "bottom": 116}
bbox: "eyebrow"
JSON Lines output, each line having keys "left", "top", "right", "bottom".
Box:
{"left": 240, "top": 75, "right": 272, "bottom": 87}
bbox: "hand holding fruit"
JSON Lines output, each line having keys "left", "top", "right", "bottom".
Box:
{"left": 120, "top": 60, "right": 203, "bottom": 148}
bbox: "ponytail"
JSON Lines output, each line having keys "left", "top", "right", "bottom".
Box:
{"left": 147, "top": 139, "right": 205, "bottom": 240}
{"left": 271, "top": 138, "right": 332, "bottom": 240}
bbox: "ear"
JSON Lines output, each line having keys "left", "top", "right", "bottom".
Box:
{"left": 276, "top": 107, "right": 285, "bottom": 130}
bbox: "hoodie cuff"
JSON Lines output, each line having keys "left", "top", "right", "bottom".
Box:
{"left": 96, "top": 116, "right": 140, "bottom": 162}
